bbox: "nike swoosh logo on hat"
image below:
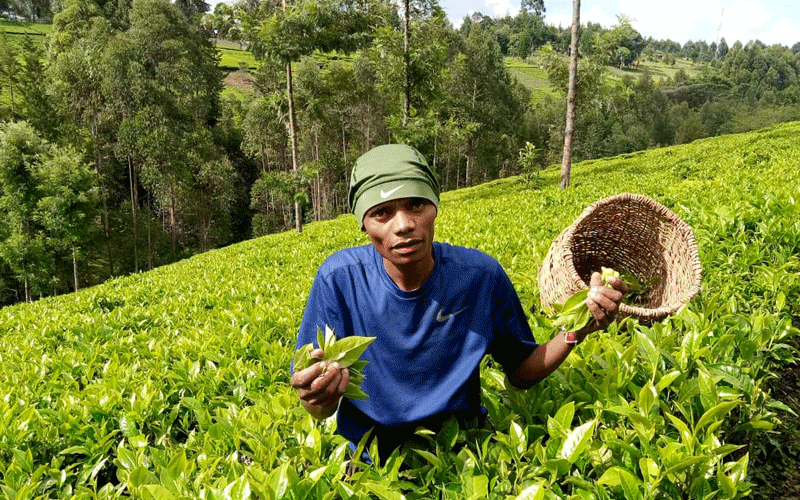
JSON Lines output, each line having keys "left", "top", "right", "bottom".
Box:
{"left": 436, "top": 307, "right": 467, "bottom": 323}
{"left": 380, "top": 185, "right": 405, "bottom": 199}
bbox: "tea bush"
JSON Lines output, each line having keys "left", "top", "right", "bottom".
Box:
{"left": 1, "top": 123, "right": 799, "bottom": 499}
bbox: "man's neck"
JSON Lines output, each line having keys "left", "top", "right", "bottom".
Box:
{"left": 383, "top": 252, "right": 435, "bottom": 292}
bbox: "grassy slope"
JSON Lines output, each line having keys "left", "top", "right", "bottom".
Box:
{"left": 2, "top": 122, "right": 798, "bottom": 377}
{"left": 1, "top": 123, "right": 799, "bottom": 496}
{"left": 0, "top": 19, "right": 50, "bottom": 36}
{"left": 4, "top": 20, "right": 701, "bottom": 103}
{"left": 506, "top": 56, "right": 702, "bottom": 106}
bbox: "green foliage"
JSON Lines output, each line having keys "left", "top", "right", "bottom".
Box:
{"left": 517, "top": 141, "right": 540, "bottom": 187}
{"left": 0, "top": 121, "right": 97, "bottom": 300}
{"left": 0, "top": 28, "right": 21, "bottom": 113}
{"left": 0, "top": 122, "right": 799, "bottom": 498}
{"left": 294, "top": 325, "right": 376, "bottom": 400}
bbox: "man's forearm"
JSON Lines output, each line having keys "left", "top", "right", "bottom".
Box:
{"left": 507, "top": 330, "right": 581, "bottom": 389}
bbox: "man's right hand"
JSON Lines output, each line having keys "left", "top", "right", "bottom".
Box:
{"left": 290, "top": 348, "right": 350, "bottom": 419}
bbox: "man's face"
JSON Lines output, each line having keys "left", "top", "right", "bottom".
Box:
{"left": 362, "top": 197, "right": 436, "bottom": 268}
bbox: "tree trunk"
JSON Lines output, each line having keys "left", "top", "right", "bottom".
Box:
{"left": 147, "top": 192, "right": 153, "bottom": 271}
{"left": 282, "top": 0, "right": 302, "bottom": 233}
{"left": 128, "top": 156, "right": 139, "bottom": 273}
{"left": 72, "top": 247, "right": 79, "bottom": 291}
{"left": 8, "top": 80, "right": 15, "bottom": 115}
{"left": 286, "top": 60, "right": 302, "bottom": 233}
{"left": 170, "top": 183, "right": 177, "bottom": 259}
{"left": 403, "top": 0, "right": 410, "bottom": 126}
{"left": 560, "top": 0, "right": 580, "bottom": 190}
{"left": 91, "top": 114, "right": 114, "bottom": 276}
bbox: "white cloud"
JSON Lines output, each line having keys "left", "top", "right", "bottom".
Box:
{"left": 484, "top": 0, "right": 519, "bottom": 18}
{"left": 610, "top": 0, "right": 799, "bottom": 46}
{"left": 616, "top": 0, "right": 722, "bottom": 42}
{"left": 763, "top": 17, "right": 800, "bottom": 46}
{"left": 721, "top": 0, "right": 773, "bottom": 43}
{"left": 583, "top": 4, "right": 616, "bottom": 28}
{"left": 547, "top": 4, "right": 615, "bottom": 29}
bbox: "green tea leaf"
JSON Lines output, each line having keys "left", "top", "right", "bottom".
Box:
{"left": 558, "top": 419, "right": 596, "bottom": 463}
{"left": 694, "top": 400, "right": 740, "bottom": 436}
{"left": 515, "top": 483, "right": 545, "bottom": 500}
{"left": 343, "top": 384, "right": 369, "bottom": 400}
{"left": 618, "top": 468, "right": 644, "bottom": 500}
{"left": 323, "top": 335, "right": 376, "bottom": 368}
{"left": 316, "top": 326, "right": 325, "bottom": 351}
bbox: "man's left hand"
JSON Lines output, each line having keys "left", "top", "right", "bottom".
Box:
{"left": 578, "top": 271, "right": 628, "bottom": 337}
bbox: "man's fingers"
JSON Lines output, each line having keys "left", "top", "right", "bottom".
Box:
{"left": 303, "top": 363, "right": 347, "bottom": 405}
{"left": 586, "top": 283, "right": 624, "bottom": 327}
{"left": 290, "top": 361, "right": 325, "bottom": 389}
{"left": 605, "top": 275, "right": 629, "bottom": 294}
{"left": 309, "top": 362, "right": 340, "bottom": 392}
{"left": 337, "top": 366, "right": 350, "bottom": 394}
{"left": 589, "top": 272, "right": 603, "bottom": 288}
{"left": 588, "top": 290, "right": 618, "bottom": 315}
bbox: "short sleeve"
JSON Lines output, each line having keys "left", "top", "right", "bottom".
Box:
{"left": 291, "top": 267, "right": 343, "bottom": 372}
{"left": 487, "top": 265, "right": 539, "bottom": 373}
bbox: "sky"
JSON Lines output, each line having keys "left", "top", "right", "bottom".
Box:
{"left": 436, "top": 0, "right": 800, "bottom": 47}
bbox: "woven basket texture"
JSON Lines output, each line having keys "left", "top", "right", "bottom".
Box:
{"left": 538, "top": 193, "right": 702, "bottom": 322}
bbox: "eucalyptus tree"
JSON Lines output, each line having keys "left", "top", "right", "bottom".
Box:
{"left": 34, "top": 144, "right": 98, "bottom": 292}
{"left": 520, "top": 0, "right": 544, "bottom": 16}
{"left": 369, "top": 0, "right": 455, "bottom": 146}
{"left": 175, "top": 0, "right": 209, "bottom": 20}
{"left": 109, "top": 0, "right": 225, "bottom": 262}
{"left": 561, "top": 0, "right": 579, "bottom": 189}
{"left": 0, "top": 122, "right": 97, "bottom": 300}
{"left": 48, "top": 0, "right": 117, "bottom": 274}
{"left": 18, "top": 35, "right": 58, "bottom": 141}
{"left": 0, "top": 30, "right": 20, "bottom": 116}
{"left": 237, "top": 0, "right": 385, "bottom": 232}
{"left": 443, "top": 24, "right": 528, "bottom": 187}
{"left": 0, "top": 122, "right": 48, "bottom": 302}
{"left": 293, "top": 57, "right": 387, "bottom": 220}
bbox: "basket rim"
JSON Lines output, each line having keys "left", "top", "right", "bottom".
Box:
{"left": 559, "top": 192, "right": 703, "bottom": 319}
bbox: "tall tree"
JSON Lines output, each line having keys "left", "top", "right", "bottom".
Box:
{"left": 174, "top": 0, "right": 209, "bottom": 20}
{"left": 0, "top": 122, "right": 50, "bottom": 301}
{"left": 110, "top": 0, "right": 224, "bottom": 261}
{"left": 444, "top": 24, "right": 528, "bottom": 187}
{"left": 35, "top": 145, "right": 98, "bottom": 292}
{"left": 18, "top": 35, "right": 58, "bottom": 141}
{"left": 403, "top": 0, "right": 410, "bottom": 126}
{"left": 0, "top": 30, "right": 20, "bottom": 116}
{"left": 238, "top": 0, "right": 383, "bottom": 231}
{"left": 283, "top": 0, "right": 302, "bottom": 233}
{"left": 48, "top": 0, "right": 117, "bottom": 275}
{"left": 560, "top": 0, "right": 580, "bottom": 189}
{"left": 520, "top": 0, "right": 545, "bottom": 16}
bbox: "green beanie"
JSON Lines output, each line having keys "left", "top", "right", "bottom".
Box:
{"left": 349, "top": 144, "right": 440, "bottom": 227}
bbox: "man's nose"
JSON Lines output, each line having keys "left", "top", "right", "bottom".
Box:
{"left": 392, "top": 209, "right": 415, "bottom": 232}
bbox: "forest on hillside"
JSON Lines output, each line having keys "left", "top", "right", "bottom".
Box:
{"left": 0, "top": 0, "right": 799, "bottom": 306}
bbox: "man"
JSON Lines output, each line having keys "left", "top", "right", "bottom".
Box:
{"left": 290, "top": 144, "right": 626, "bottom": 461}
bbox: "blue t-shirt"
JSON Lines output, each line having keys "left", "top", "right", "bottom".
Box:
{"left": 294, "top": 242, "right": 538, "bottom": 450}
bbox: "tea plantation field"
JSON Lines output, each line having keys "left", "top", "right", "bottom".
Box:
{"left": 1, "top": 123, "right": 799, "bottom": 499}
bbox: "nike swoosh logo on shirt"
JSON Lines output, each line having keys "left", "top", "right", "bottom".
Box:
{"left": 380, "top": 185, "right": 405, "bottom": 198}
{"left": 436, "top": 307, "right": 467, "bottom": 323}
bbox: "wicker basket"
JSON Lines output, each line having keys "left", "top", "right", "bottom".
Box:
{"left": 537, "top": 193, "right": 702, "bottom": 323}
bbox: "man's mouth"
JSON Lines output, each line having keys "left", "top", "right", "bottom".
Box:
{"left": 392, "top": 239, "right": 423, "bottom": 251}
